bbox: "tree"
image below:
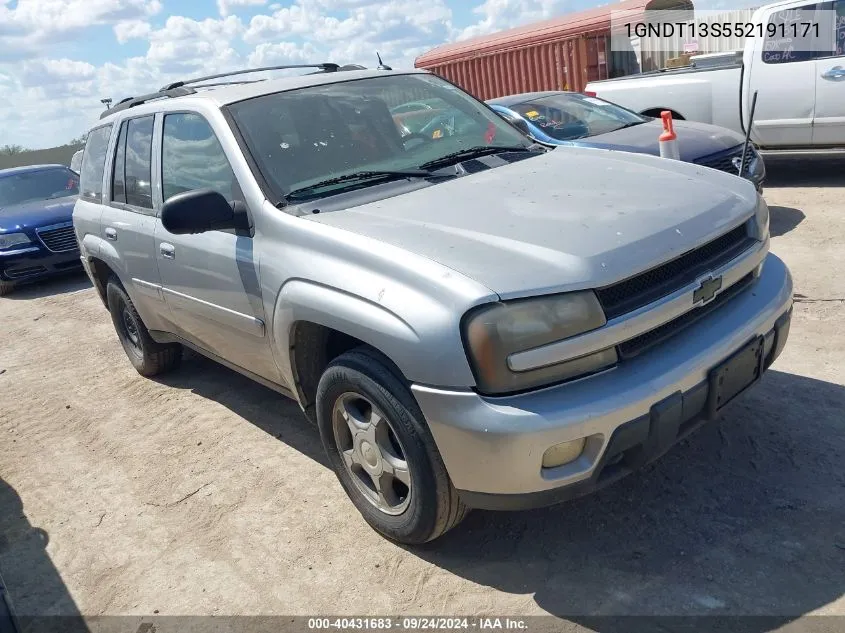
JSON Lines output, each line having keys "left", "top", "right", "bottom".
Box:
{"left": 67, "top": 134, "right": 88, "bottom": 146}
{"left": 0, "top": 144, "right": 27, "bottom": 155}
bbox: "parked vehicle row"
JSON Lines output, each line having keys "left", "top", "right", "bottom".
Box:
{"left": 486, "top": 91, "right": 765, "bottom": 190}
{"left": 70, "top": 64, "right": 792, "bottom": 544}
{"left": 0, "top": 165, "right": 82, "bottom": 296}
{"left": 586, "top": 0, "right": 845, "bottom": 149}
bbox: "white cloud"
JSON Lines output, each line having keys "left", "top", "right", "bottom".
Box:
{"left": 145, "top": 15, "right": 245, "bottom": 71}
{"left": 0, "top": 0, "right": 514, "bottom": 148}
{"left": 247, "top": 41, "right": 321, "bottom": 66}
{"left": 244, "top": 0, "right": 452, "bottom": 68}
{"left": 217, "top": 0, "right": 267, "bottom": 18}
{"left": 457, "top": 0, "right": 578, "bottom": 41}
{"left": 20, "top": 58, "right": 97, "bottom": 86}
{"left": 244, "top": 3, "right": 318, "bottom": 43}
{"left": 0, "top": 0, "right": 162, "bottom": 59}
{"left": 114, "top": 19, "right": 153, "bottom": 43}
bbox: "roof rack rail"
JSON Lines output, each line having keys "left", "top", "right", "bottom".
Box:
{"left": 159, "top": 63, "right": 341, "bottom": 91}
{"left": 100, "top": 63, "right": 342, "bottom": 120}
{"left": 100, "top": 86, "right": 196, "bottom": 119}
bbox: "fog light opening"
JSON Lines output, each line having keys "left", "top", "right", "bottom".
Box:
{"left": 542, "top": 437, "right": 586, "bottom": 469}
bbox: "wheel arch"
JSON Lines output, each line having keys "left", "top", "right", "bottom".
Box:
{"left": 274, "top": 278, "right": 478, "bottom": 423}
{"left": 278, "top": 280, "right": 420, "bottom": 423}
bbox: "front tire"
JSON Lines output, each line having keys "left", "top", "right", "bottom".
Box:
{"left": 316, "top": 348, "right": 468, "bottom": 544}
{"left": 0, "top": 280, "right": 14, "bottom": 297}
{"left": 106, "top": 278, "right": 181, "bottom": 377}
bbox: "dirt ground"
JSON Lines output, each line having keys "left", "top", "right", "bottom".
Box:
{"left": 1, "top": 154, "right": 844, "bottom": 630}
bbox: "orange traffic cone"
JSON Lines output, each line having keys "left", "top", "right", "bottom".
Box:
{"left": 658, "top": 110, "right": 680, "bottom": 161}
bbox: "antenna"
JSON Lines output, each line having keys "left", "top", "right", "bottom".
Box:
{"left": 376, "top": 52, "right": 392, "bottom": 71}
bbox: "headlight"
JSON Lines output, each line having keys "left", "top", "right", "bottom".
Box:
{"left": 463, "top": 292, "right": 618, "bottom": 395}
{"left": 0, "top": 232, "right": 32, "bottom": 250}
{"left": 751, "top": 196, "right": 770, "bottom": 241}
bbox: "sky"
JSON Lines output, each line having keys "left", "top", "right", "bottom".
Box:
{"left": 0, "top": 0, "right": 747, "bottom": 149}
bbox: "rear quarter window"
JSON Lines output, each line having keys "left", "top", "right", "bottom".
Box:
{"left": 79, "top": 124, "right": 113, "bottom": 202}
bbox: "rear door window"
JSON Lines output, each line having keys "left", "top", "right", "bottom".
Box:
{"left": 111, "top": 122, "right": 128, "bottom": 204}
{"left": 79, "top": 124, "right": 113, "bottom": 202}
{"left": 124, "top": 116, "right": 154, "bottom": 208}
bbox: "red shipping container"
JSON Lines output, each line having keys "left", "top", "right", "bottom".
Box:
{"left": 415, "top": 0, "right": 692, "bottom": 98}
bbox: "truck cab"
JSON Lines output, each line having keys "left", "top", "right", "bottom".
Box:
{"left": 587, "top": 0, "right": 845, "bottom": 149}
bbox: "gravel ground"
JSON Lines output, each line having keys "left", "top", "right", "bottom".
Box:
{"left": 1, "top": 154, "right": 844, "bottom": 631}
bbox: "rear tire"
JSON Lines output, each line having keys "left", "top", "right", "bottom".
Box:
{"left": 0, "top": 281, "right": 14, "bottom": 297}
{"left": 106, "top": 278, "right": 181, "bottom": 377}
{"left": 316, "top": 347, "right": 468, "bottom": 544}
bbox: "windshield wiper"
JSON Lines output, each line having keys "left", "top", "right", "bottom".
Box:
{"left": 419, "top": 145, "right": 536, "bottom": 170}
{"left": 286, "top": 169, "right": 450, "bottom": 201}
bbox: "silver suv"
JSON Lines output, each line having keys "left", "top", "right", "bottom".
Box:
{"left": 73, "top": 65, "right": 793, "bottom": 544}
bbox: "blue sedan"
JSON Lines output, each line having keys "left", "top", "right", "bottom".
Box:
{"left": 0, "top": 165, "right": 82, "bottom": 296}
{"left": 487, "top": 91, "right": 765, "bottom": 191}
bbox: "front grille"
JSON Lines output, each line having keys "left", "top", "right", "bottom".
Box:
{"left": 695, "top": 145, "right": 753, "bottom": 175}
{"left": 596, "top": 224, "right": 754, "bottom": 320}
{"left": 618, "top": 271, "right": 756, "bottom": 360}
{"left": 36, "top": 223, "right": 78, "bottom": 253}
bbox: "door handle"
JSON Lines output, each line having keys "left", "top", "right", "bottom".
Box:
{"left": 104, "top": 227, "right": 117, "bottom": 241}
{"left": 160, "top": 243, "right": 176, "bottom": 259}
{"left": 821, "top": 66, "right": 845, "bottom": 80}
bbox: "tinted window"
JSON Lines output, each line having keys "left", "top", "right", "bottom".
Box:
{"left": 111, "top": 122, "right": 128, "bottom": 204}
{"left": 228, "top": 73, "right": 531, "bottom": 201}
{"left": 763, "top": 2, "right": 828, "bottom": 63}
{"left": 508, "top": 94, "right": 646, "bottom": 140}
{"left": 79, "top": 124, "right": 112, "bottom": 202}
{"left": 0, "top": 168, "right": 79, "bottom": 207}
{"left": 161, "top": 113, "right": 239, "bottom": 203}
{"left": 832, "top": 0, "right": 845, "bottom": 56}
{"left": 125, "top": 116, "right": 153, "bottom": 208}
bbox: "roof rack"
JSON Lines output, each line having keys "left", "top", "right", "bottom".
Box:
{"left": 159, "top": 62, "right": 341, "bottom": 91}
{"left": 99, "top": 62, "right": 343, "bottom": 120}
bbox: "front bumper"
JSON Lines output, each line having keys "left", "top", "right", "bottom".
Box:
{"left": 412, "top": 253, "right": 793, "bottom": 510}
{"left": 0, "top": 245, "right": 82, "bottom": 284}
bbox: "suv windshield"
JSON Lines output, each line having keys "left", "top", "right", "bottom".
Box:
{"left": 0, "top": 167, "right": 79, "bottom": 207}
{"left": 506, "top": 93, "right": 648, "bottom": 141}
{"left": 227, "top": 73, "right": 535, "bottom": 201}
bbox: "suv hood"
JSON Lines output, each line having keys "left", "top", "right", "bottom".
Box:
{"left": 584, "top": 120, "right": 746, "bottom": 161}
{"left": 309, "top": 146, "right": 757, "bottom": 299}
{"left": 0, "top": 196, "right": 77, "bottom": 232}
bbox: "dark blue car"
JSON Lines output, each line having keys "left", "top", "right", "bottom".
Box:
{"left": 0, "top": 165, "right": 82, "bottom": 296}
{"left": 487, "top": 91, "right": 765, "bottom": 191}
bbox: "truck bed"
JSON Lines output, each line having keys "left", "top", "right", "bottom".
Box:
{"left": 590, "top": 62, "right": 741, "bottom": 85}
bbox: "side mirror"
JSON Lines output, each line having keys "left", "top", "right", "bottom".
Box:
{"left": 161, "top": 189, "right": 249, "bottom": 235}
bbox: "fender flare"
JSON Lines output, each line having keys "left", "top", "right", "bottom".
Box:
{"left": 272, "top": 279, "right": 421, "bottom": 390}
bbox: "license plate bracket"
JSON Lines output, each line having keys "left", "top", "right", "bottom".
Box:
{"left": 706, "top": 335, "right": 765, "bottom": 418}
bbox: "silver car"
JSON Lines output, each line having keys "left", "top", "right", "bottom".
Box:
{"left": 72, "top": 66, "right": 793, "bottom": 544}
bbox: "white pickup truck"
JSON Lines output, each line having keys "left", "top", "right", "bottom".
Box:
{"left": 586, "top": 0, "right": 845, "bottom": 149}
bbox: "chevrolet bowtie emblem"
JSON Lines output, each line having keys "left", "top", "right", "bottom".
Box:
{"left": 693, "top": 275, "right": 722, "bottom": 304}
